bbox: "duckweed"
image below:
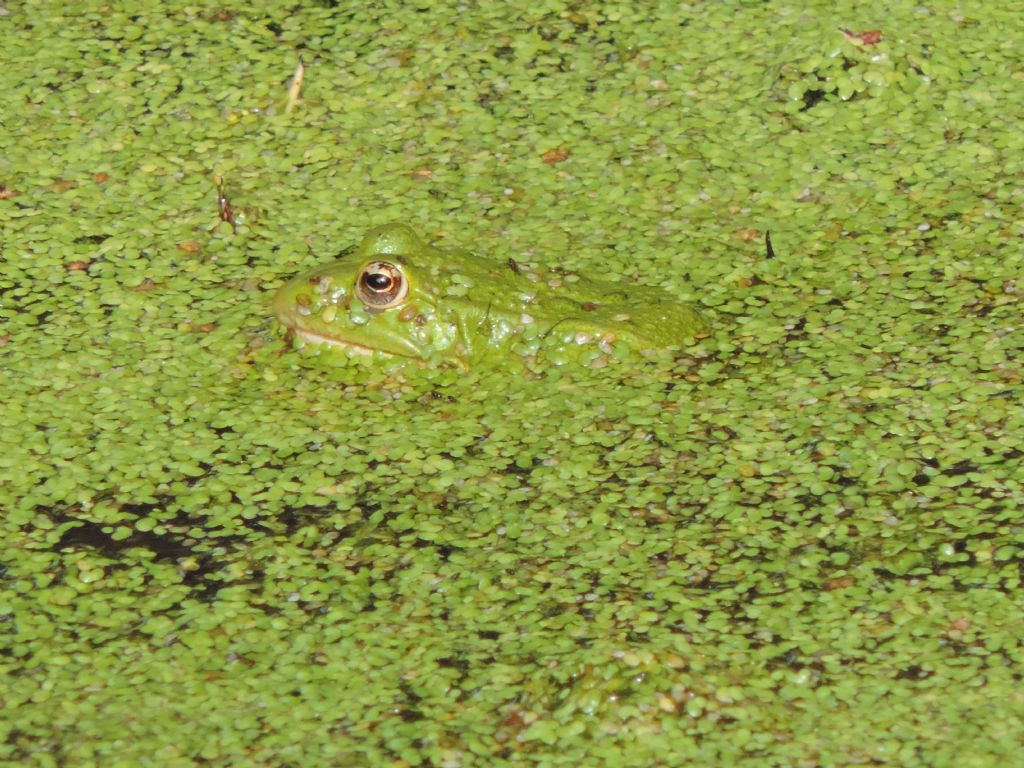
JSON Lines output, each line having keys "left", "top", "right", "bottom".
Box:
{"left": 2, "top": 1, "right": 1023, "bottom": 766}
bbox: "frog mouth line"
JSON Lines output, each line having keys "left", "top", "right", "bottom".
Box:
{"left": 289, "top": 326, "right": 391, "bottom": 357}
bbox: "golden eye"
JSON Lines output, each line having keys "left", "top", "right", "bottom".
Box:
{"left": 356, "top": 261, "right": 408, "bottom": 309}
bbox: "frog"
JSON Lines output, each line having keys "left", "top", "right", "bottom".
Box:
{"left": 273, "top": 223, "right": 708, "bottom": 367}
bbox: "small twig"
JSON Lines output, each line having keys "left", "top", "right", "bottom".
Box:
{"left": 286, "top": 59, "right": 305, "bottom": 114}
{"left": 214, "top": 174, "right": 237, "bottom": 234}
{"left": 765, "top": 231, "right": 775, "bottom": 260}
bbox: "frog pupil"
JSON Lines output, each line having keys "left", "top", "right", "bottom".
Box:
{"left": 365, "top": 273, "right": 392, "bottom": 292}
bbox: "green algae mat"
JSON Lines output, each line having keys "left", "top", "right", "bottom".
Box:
{"left": 2, "top": 2, "right": 1022, "bottom": 766}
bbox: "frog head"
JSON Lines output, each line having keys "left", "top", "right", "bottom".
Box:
{"left": 273, "top": 224, "right": 482, "bottom": 362}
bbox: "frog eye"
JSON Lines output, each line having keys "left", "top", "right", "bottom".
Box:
{"left": 356, "top": 261, "right": 408, "bottom": 309}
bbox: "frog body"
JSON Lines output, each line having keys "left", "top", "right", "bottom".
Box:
{"left": 273, "top": 224, "right": 707, "bottom": 366}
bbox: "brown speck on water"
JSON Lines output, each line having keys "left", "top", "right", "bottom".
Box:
{"left": 822, "top": 576, "right": 857, "bottom": 591}
{"left": 839, "top": 27, "right": 882, "bottom": 45}
{"left": 541, "top": 147, "right": 570, "bottom": 164}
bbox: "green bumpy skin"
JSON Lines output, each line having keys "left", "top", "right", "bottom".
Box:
{"left": 273, "top": 224, "right": 708, "bottom": 367}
